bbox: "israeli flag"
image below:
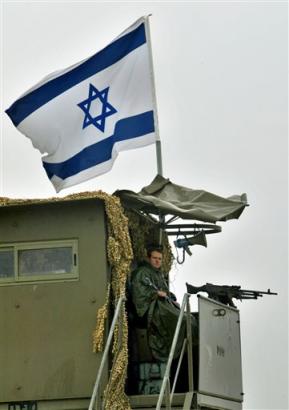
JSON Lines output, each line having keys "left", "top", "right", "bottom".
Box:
{"left": 5, "top": 17, "right": 156, "bottom": 192}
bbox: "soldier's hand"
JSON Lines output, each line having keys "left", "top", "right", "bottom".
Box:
{"left": 157, "top": 290, "right": 167, "bottom": 298}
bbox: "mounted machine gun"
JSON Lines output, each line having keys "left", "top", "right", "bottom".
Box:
{"left": 186, "top": 282, "right": 278, "bottom": 308}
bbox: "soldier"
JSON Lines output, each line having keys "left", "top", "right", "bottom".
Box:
{"left": 130, "top": 246, "right": 193, "bottom": 362}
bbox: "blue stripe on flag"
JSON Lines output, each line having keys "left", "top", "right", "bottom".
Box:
{"left": 43, "top": 110, "right": 154, "bottom": 180}
{"left": 6, "top": 23, "right": 146, "bottom": 127}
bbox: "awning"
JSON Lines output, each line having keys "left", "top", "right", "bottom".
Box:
{"left": 115, "top": 175, "right": 248, "bottom": 224}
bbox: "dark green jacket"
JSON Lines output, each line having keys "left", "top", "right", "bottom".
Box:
{"left": 131, "top": 262, "right": 186, "bottom": 362}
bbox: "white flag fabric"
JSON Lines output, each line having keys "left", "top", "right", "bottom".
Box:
{"left": 6, "top": 17, "right": 156, "bottom": 192}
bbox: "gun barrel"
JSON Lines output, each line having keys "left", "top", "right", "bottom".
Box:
{"left": 238, "top": 295, "right": 260, "bottom": 300}
{"left": 239, "top": 289, "right": 278, "bottom": 296}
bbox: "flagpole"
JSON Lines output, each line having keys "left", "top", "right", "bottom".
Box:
{"left": 144, "top": 15, "right": 163, "bottom": 177}
{"left": 144, "top": 15, "right": 165, "bottom": 246}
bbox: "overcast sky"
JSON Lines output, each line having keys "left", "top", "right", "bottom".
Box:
{"left": 1, "top": 2, "right": 288, "bottom": 409}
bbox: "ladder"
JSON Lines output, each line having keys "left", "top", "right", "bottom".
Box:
{"left": 88, "top": 293, "right": 194, "bottom": 410}
{"left": 155, "top": 293, "right": 194, "bottom": 410}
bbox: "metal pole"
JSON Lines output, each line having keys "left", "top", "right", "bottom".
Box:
{"left": 165, "top": 378, "right": 171, "bottom": 410}
{"left": 155, "top": 140, "right": 163, "bottom": 176}
{"left": 144, "top": 15, "right": 163, "bottom": 177}
{"left": 186, "top": 297, "right": 194, "bottom": 391}
{"left": 170, "top": 338, "right": 187, "bottom": 401}
{"left": 156, "top": 294, "right": 188, "bottom": 410}
{"left": 88, "top": 296, "right": 124, "bottom": 410}
{"left": 144, "top": 15, "right": 164, "bottom": 243}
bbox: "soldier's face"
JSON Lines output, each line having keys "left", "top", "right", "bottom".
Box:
{"left": 149, "top": 251, "right": 163, "bottom": 270}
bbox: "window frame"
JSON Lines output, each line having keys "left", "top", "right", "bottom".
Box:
{"left": 0, "top": 239, "right": 78, "bottom": 285}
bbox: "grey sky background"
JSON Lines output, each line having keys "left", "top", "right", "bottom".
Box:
{"left": 1, "top": 2, "right": 288, "bottom": 409}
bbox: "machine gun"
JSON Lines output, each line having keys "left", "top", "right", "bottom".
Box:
{"left": 186, "top": 282, "right": 277, "bottom": 308}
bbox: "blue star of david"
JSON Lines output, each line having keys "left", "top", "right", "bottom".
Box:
{"left": 77, "top": 84, "right": 117, "bottom": 132}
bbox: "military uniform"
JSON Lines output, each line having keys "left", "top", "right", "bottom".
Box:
{"left": 131, "top": 261, "right": 187, "bottom": 362}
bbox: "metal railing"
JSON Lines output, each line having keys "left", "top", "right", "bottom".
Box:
{"left": 88, "top": 295, "right": 125, "bottom": 410}
{"left": 156, "top": 293, "right": 194, "bottom": 410}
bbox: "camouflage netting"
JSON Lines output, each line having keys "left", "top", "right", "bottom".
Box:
{"left": 97, "top": 193, "right": 132, "bottom": 409}
{"left": 0, "top": 192, "right": 172, "bottom": 409}
{"left": 124, "top": 209, "right": 173, "bottom": 276}
{"left": 93, "top": 204, "right": 172, "bottom": 409}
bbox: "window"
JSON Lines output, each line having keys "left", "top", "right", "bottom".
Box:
{"left": 0, "top": 240, "right": 78, "bottom": 284}
{"left": 0, "top": 248, "right": 14, "bottom": 278}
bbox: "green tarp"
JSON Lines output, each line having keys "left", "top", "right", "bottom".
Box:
{"left": 115, "top": 175, "right": 248, "bottom": 223}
